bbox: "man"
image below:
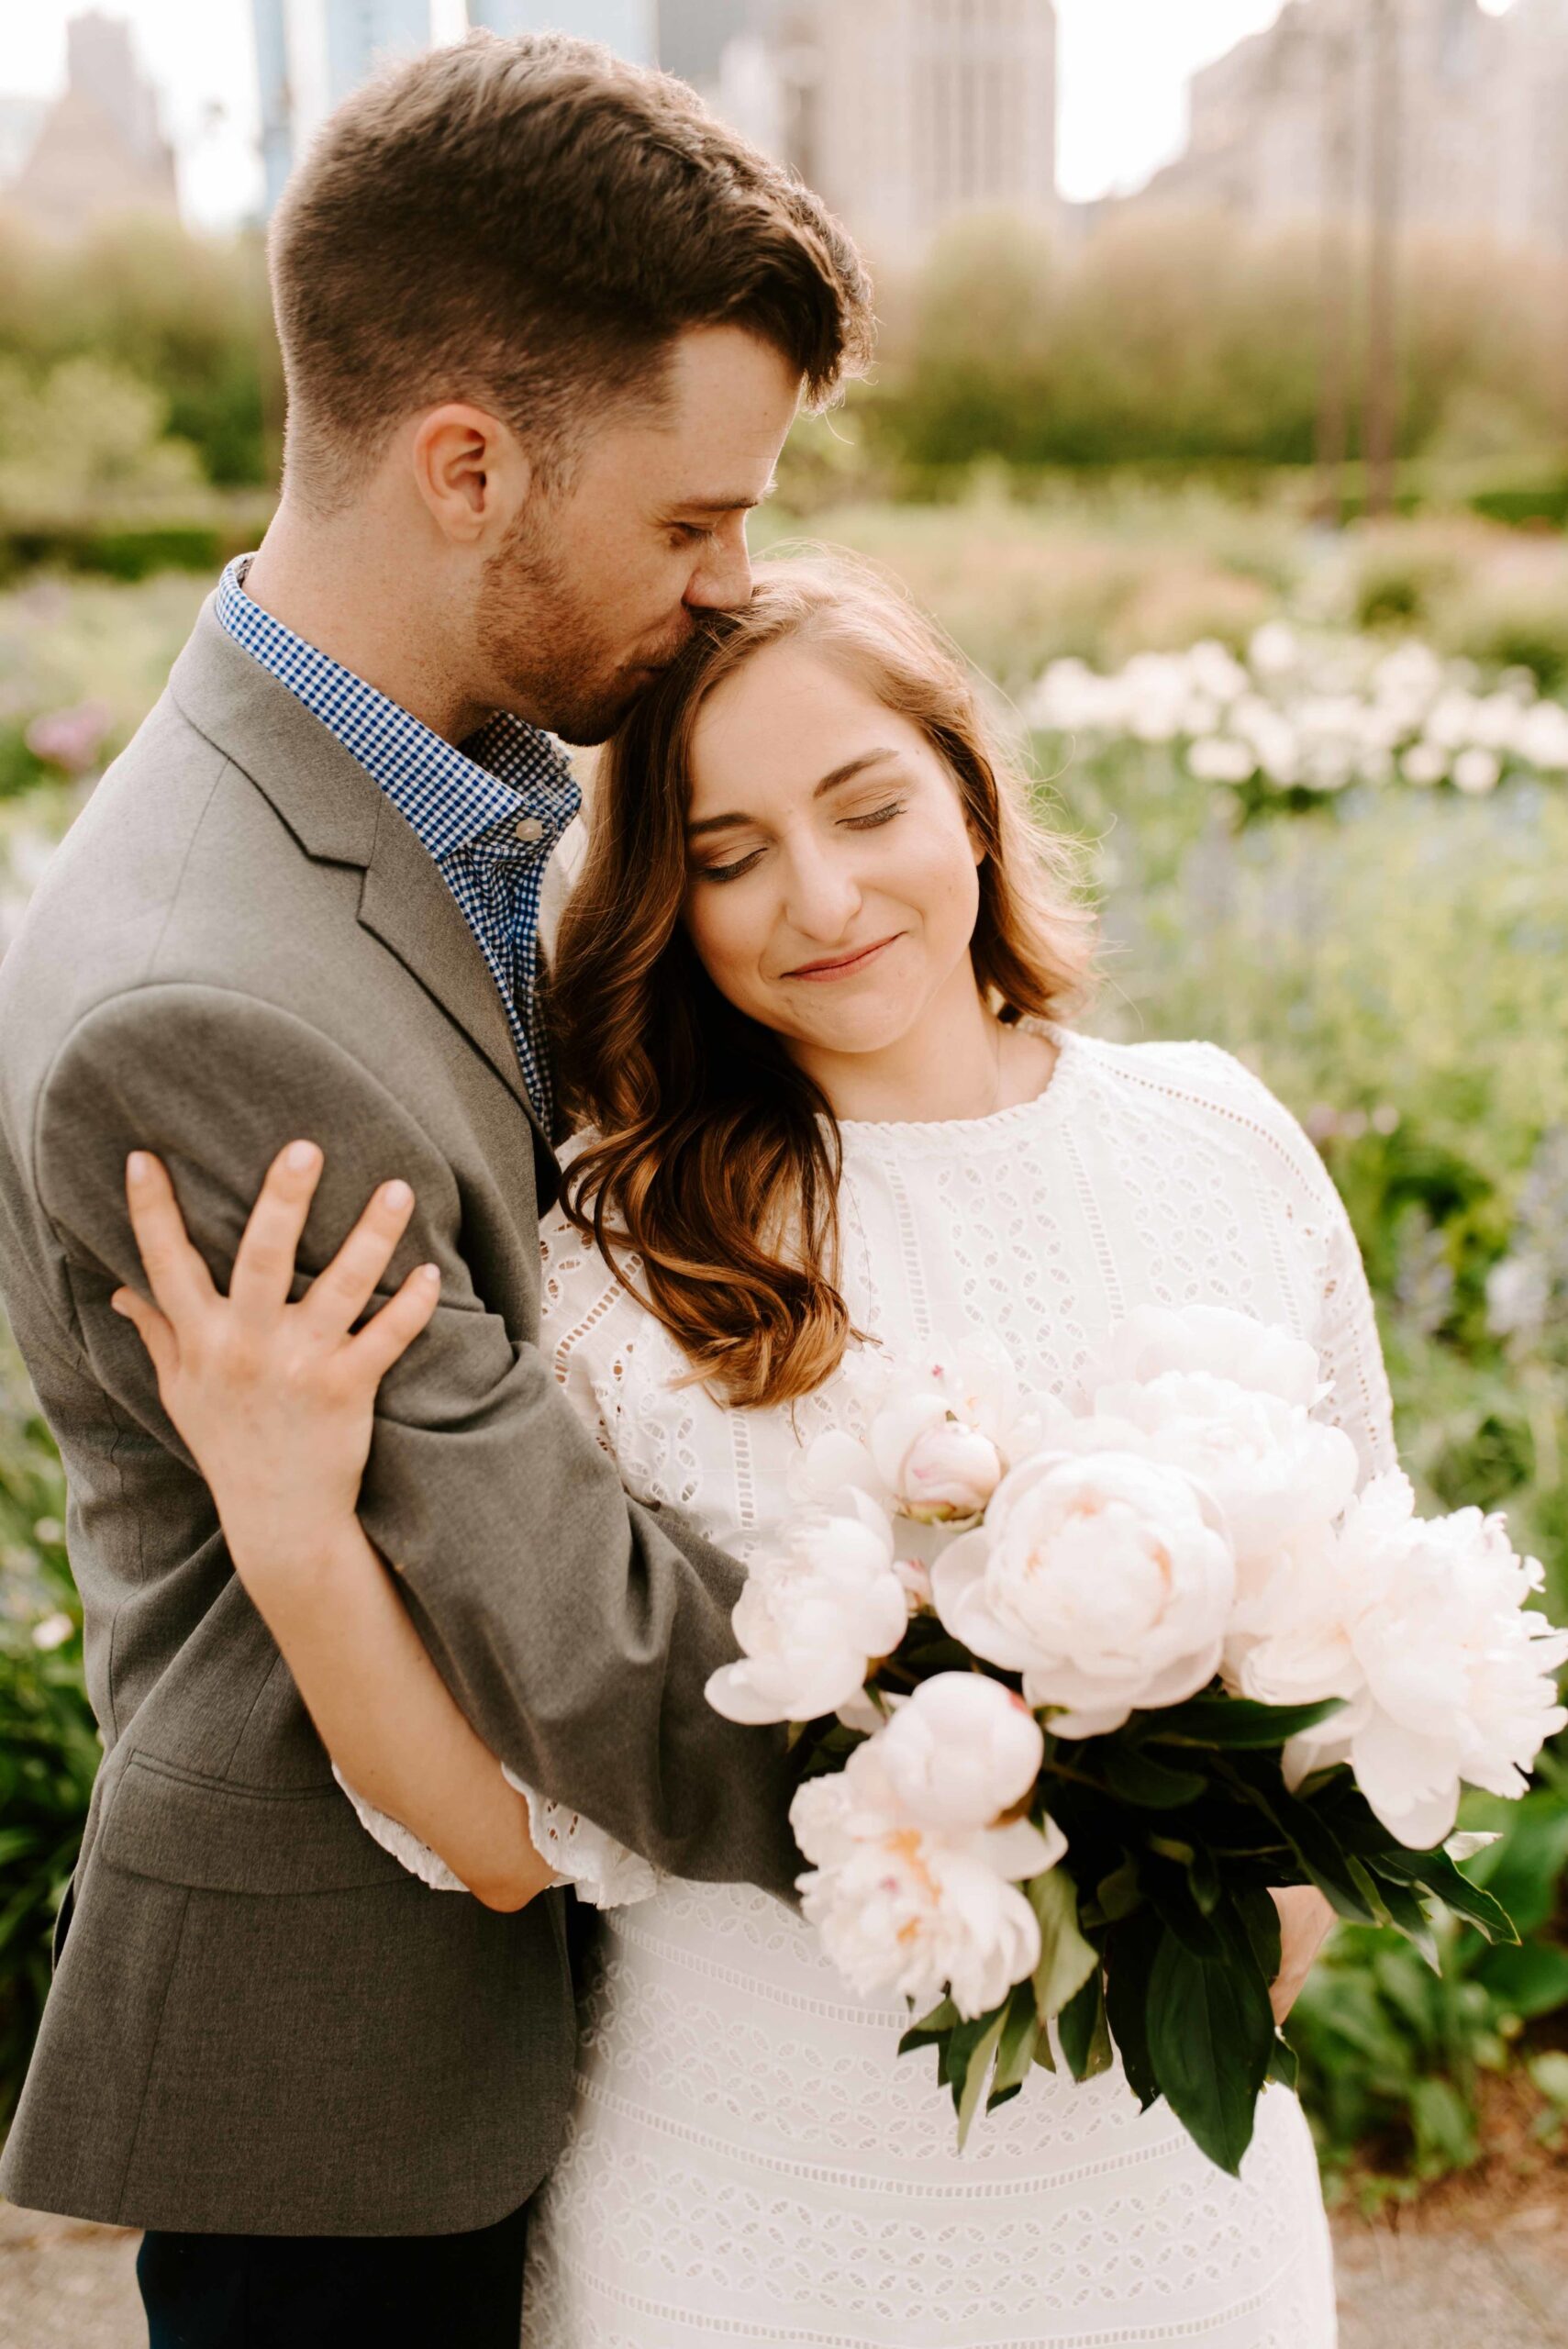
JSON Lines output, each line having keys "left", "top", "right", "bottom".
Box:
{"left": 0, "top": 31, "right": 872, "bottom": 2344}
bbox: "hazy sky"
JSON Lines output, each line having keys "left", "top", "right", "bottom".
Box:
{"left": 0, "top": 0, "right": 1522, "bottom": 229}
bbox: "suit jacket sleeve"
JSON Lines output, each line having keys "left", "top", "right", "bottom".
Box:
{"left": 32, "top": 981, "right": 802, "bottom": 1900}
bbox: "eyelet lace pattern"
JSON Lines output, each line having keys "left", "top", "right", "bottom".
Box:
{"left": 375, "top": 1031, "right": 1383, "bottom": 2342}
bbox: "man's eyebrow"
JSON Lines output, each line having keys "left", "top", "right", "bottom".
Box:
{"left": 686, "top": 750, "right": 900, "bottom": 839}
{"left": 672, "top": 475, "right": 780, "bottom": 517}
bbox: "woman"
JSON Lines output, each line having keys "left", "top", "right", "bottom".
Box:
{"left": 117, "top": 556, "right": 1385, "bottom": 2343}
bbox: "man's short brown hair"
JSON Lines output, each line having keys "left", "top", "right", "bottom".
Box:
{"left": 269, "top": 30, "right": 874, "bottom": 508}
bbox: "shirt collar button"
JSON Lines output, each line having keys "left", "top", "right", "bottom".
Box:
{"left": 513, "top": 816, "right": 546, "bottom": 843}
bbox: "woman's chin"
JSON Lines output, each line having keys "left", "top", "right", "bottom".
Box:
{"left": 774, "top": 1010, "right": 924, "bottom": 1064}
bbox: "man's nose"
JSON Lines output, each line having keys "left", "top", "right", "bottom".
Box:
{"left": 684, "top": 518, "right": 753, "bottom": 614}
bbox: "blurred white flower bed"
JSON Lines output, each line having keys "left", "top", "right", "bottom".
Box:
{"left": 1025, "top": 626, "right": 1568, "bottom": 801}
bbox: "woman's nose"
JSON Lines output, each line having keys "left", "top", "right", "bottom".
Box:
{"left": 783, "top": 841, "right": 863, "bottom": 941}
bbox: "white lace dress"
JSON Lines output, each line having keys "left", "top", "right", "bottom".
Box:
{"left": 358, "top": 1028, "right": 1396, "bottom": 2346}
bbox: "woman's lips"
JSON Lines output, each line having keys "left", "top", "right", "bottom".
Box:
{"left": 784, "top": 933, "right": 902, "bottom": 982}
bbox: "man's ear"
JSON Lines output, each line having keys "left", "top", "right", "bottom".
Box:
{"left": 409, "top": 404, "right": 530, "bottom": 545}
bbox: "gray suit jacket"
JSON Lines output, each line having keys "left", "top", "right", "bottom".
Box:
{"left": 0, "top": 599, "right": 798, "bottom": 2235}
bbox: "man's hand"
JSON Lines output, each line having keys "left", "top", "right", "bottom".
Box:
{"left": 1268, "top": 1885, "right": 1336, "bottom": 2024}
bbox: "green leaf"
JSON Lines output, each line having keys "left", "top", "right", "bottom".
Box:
{"left": 1091, "top": 1854, "right": 1143, "bottom": 1924}
{"left": 1146, "top": 1927, "right": 1273, "bottom": 2176}
{"left": 1346, "top": 1854, "right": 1394, "bottom": 1927}
{"left": 1028, "top": 1865, "right": 1099, "bottom": 2021}
{"left": 1187, "top": 1842, "right": 1221, "bottom": 1917}
{"left": 1058, "top": 1967, "right": 1113, "bottom": 2081}
{"left": 955, "top": 2007, "right": 1007, "bottom": 2151}
{"left": 990, "top": 1980, "right": 1042, "bottom": 2105}
{"left": 1377, "top": 1846, "right": 1519, "bottom": 1944}
{"left": 1458, "top": 1793, "right": 1568, "bottom": 1939}
{"left": 1102, "top": 1743, "right": 1208, "bottom": 1809}
{"left": 1103, "top": 1909, "right": 1163, "bottom": 2110}
{"left": 941, "top": 2008, "right": 999, "bottom": 2100}
{"left": 898, "top": 1997, "right": 961, "bottom": 2059}
{"left": 1256, "top": 1788, "right": 1384, "bottom": 1925}
{"left": 1234, "top": 1886, "right": 1282, "bottom": 1985}
{"left": 1365, "top": 1865, "right": 1440, "bottom": 1971}
{"left": 1266, "top": 2033, "right": 1299, "bottom": 2091}
{"left": 1146, "top": 1693, "right": 1347, "bottom": 1749}
{"left": 1144, "top": 1860, "right": 1226, "bottom": 1957}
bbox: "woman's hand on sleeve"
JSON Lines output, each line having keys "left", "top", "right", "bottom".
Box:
{"left": 110, "top": 1139, "right": 439, "bottom": 1586}
{"left": 109, "top": 1140, "right": 558, "bottom": 1912}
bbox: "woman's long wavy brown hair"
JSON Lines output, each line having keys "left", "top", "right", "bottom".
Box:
{"left": 551, "top": 553, "right": 1097, "bottom": 1408}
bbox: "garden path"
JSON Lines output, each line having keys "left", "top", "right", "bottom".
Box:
{"left": 3, "top": 2199, "right": 1566, "bottom": 2347}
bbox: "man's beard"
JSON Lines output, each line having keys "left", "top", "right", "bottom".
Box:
{"left": 476, "top": 510, "right": 679, "bottom": 746}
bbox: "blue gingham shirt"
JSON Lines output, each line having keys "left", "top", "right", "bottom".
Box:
{"left": 216, "top": 555, "right": 579, "bottom": 1129}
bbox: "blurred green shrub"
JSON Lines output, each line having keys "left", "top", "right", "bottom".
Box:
{"left": 1290, "top": 1767, "right": 1568, "bottom": 2197}
{"left": 0, "top": 355, "right": 205, "bottom": 520}
{"left": 0, "top": 216, "right": 279, "bottom": 490}
{"left": 865, "top": 210, "right": 1568, "bottom": 484}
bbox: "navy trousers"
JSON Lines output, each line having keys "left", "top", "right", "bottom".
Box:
{"left": 137, "top": 2199, "right": 529, "bottom": 2348}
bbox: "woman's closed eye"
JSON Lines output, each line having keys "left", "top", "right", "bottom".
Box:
{"left": 841, "top": 796, "right": 906, "bottom": 833}
{"left": 695, "top": 800, "right": 907, "bottom": 885}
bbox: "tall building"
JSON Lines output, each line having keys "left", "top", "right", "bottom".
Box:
{"left": 673, "top": 0, "right": 1059, "bottom": 267}
{"left": 468, "top": 1, "right": 656, "bottom": 62}
{"left": 251, "top": 0, "right": 293, "bottom": 219}
{"left": 1128, "top": 0, "right": 1568, "bottom": 256}
{"left": 1495, "top": 0, "right": 1568, "bottom": 253}
{"left": 5, "top": 12, "right": 177, "bottom": 238}
{"left": 250, "top": 0, "right": 434, "bottom": 211}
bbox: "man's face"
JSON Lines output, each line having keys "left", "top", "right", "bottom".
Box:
{"left": 475, "top": 325, "right": 801, "bottom": 745}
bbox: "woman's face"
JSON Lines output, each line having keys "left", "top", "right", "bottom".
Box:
{"left": 682, "top": 636, "right": 984, "bottom": 1065}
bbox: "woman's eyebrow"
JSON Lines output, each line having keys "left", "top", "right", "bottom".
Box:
{"left": 687, "top": 750, "right": 900, "bottom": 839}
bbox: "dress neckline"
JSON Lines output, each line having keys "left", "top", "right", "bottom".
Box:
{"left": 833, "top": 1020, "right": 1080, "bottom": 1147}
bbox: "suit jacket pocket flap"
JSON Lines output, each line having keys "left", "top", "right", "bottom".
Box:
{"left": 101, "top": 1752, "right": 417, "bottom": 1896}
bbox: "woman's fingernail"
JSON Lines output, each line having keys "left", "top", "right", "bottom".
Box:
{"left": 127, "top": 1152, "right": 149, "bottom": 1185}
{"left": 419, "top": 1263, "right": 440, "bottom": 1286}
{"left": 384, "top": 1180, "right": 413, "bottom": 1212}
{"left": 285, "top": 1141, "right": 319, "bottom": 1174}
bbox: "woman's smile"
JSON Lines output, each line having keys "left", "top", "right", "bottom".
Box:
{"left": 783, "top": 931, "right": 905, "bottom": 982}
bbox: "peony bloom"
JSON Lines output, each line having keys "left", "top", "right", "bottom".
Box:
{"left": 875, "top": 1672, "right": 1045, "bottom": 1833}
{"left": 796, "top": 1829, "right": 1047, "bottom": 2020}
{"left": 1079, "top": 1370, "right": 1357, "bottom": 1594}
{"left": 790, "top": 1722, "right": 1066, "bottom": 2019}
{"left": 1241, "top": 1474, "right": 1568, "bottom": 1847}
{"left": 803, "top": 1342, "right": 1054, "bottom": 1529}
{"left": 705, "top": 1494, "right": 909, "bottom": 1726}
{"left": 932, "top": 1450, "right": 1236, "bottom": 1739}
{"left": 1080, "top": 1305, "right": 1325, "bottom": 1411}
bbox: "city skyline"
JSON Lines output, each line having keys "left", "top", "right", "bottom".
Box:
{"left": 0, "top": 0, "right": 1401, "bottom": 231}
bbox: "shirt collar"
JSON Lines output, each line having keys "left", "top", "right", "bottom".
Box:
{"left": 215, "top": 554, "right": 579, "bottom": 861}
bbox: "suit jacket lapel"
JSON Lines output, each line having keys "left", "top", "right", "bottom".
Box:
{"left": 169, "top": 596, "right": 552, "bottom": 1153}
{"left": 356, "top": 793, "right": 548, "bottom": 1141}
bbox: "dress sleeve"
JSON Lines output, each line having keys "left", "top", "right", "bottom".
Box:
{"left": 334, "top": 1201, "right": 662, "bottom": 1909}
{"left": 1192, "top": 1041, "right": 1398, "bottom": 1486}
{"left": 1311, "top": 1158, "right": 1399, "bottom": 1486}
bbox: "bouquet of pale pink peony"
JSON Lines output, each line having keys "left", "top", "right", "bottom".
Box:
{"left": 706, "top": 1308, "right": 1568, "bottom": 2172}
